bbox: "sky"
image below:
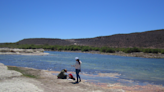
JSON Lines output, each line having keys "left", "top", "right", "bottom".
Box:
{"left": 0, "top": 0, "right": 164, "bottom": 43}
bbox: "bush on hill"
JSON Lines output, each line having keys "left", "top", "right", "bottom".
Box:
{"left": 0, "top": 43, "right": 164, "bottom": 54}
{"left": 161, "top": 50, "right": 164, "bottom": 54}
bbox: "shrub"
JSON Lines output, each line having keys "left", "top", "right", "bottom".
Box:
{"left": 152, "top": 49, "right": 159, "bottom": 54}
{"left": 72, "top": 47, "right": 79, "bottom": 51}
{"left": 51, "top": 46, "right": 56, "bottom": 50}
{"left": 100, "top": 47, "right": 115, "bottom": 53}
{"left": 123, "top": 48, "right": 132, "bottom": 53}
{"left": 1, "top": 43, "right": 163, "bottom": 55}
{"left": 115, "top": 48, "right": 121, "bottom": 52}
{"left": 132, "top": 47, "right": 140, "bottom": 52}
{"left": 92, "top": 47, "right": 100, "bottom": 51}
{"left": 161, "top": 50, "right": 164, "bottom": 54}
{"left": 63, "top": 46, "right": 68, "bottom": 50}
{"left": 57, "top": 47, "right": 63, "bottom": 51}
{"left": 81, "top": 46, "right": 92, "bottom": 52}
{"left": 81, "top": 48, "right": 89, "bottom": 52}
{"left": 143, "top": 48, "right": 152, "bottom": 53}
{"left": 123, "top": 47, "right": 141, "bottom": 53}
{"left": 100, "top": 47, "right": 107, "bottom": 52}
{"left": 106, "top": 48, "right": 115, "bottom": 53}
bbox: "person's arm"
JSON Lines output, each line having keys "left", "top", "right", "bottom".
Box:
{"left": 64, "top": 72, "right": 68, "bottom": 79}
{"left": 71, "top": 65, "right": 75, "bottom": 67}
{"left": 71, "top": 61, "right": 77, "bottom": 67}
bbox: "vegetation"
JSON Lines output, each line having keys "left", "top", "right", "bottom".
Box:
{"left": 161, "top": 50, "right": 164, "bottom": 54}
{"left": 0, "top": 43, "right": 164, "bottom": 54}
{"left": 7, "top": 66, "right": 37, "bottom": 78}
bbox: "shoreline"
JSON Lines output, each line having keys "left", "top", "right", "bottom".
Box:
{"left": 0, "top": 48, "right": 164, "bottom": 58}
{"left": 0, "top": 63, "right": 125, "bottom": 92}
{"left": 49, "top": 50, "right": 164, "bottom": 59}
{"left": 0, "top": 48, "right": 49, "bottom": 55}
{"left": 2, "top": 64, "right": 164, "bottom": 92}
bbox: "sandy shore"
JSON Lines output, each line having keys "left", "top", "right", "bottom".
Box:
{"left": 0, "top": 63, "right": 125, "bottom": 92}
{"left": 1, "top": 63, "right": 164, "bottom": 92}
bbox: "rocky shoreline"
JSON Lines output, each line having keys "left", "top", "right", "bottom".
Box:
{"left": 0, "top": 48, "right": 49, "bottom": 55}
{"left": 0, "top": 63, "right": 125, "bottom": 92}
{"left": 1, "top": 63, "right": 164, "bottom": 92}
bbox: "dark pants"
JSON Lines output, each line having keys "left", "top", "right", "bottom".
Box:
{"left": 75, "top": 69, "right": 81, "bottom": 82}
{"left": 58, "top": 75, "right": 67, "bottom": 79}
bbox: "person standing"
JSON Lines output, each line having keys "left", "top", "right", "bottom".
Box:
{"left": 72, "top": 57, "right": 82, "bottom": 83}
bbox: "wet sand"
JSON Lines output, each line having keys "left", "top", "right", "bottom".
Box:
{"left": 93, "top": 83, "right": 164, "bottom": 92}
{"left": 50, "top": 71, "right": 164, "bottom": 92}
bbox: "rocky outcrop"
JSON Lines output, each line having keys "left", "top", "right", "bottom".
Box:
{"left": 0, "top": 63, "right": 44, "bottom": 92}
{"left": 0, "top": 63, "right": 125, "bottom": 92}
{"left": 0, "top": 63, "right": 22, "bottom": 79}
{"left": 0, "top": 48, "right": 49, "bottom": 55}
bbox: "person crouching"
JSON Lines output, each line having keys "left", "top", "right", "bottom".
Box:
{"left": 57, "top": 69, "right": 67, "bottom": 79}
{"left": 68, "top": 74, "right": 75, "bottom": 80}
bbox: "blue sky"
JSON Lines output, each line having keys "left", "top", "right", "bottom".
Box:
{"left": 0, "top": 0, "right": 164, "bottom": 43}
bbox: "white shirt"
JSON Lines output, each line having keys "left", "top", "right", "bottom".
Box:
{"left": 74, "top": 61, "right": 82, "bottom": 69}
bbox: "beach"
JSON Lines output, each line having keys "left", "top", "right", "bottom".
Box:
{"left": 1, "top": 63, "right": 164, "bottom": 92}
{"left": 1, "top": 50, "right": 164, "bottom": 92}
{"left": 0, "top": 63, "right": 125, "bottom": 92}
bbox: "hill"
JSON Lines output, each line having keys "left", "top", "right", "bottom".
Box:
{"left": 17, "top": 29, "right": 164, "bottom": 49}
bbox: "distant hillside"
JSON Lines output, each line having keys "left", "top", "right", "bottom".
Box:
{"left": 17, "top": 29, "right": 164, "bottom": 49}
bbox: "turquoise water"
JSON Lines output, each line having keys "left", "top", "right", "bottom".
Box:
{"left": 0, "top": 51, "right": 164, "bottom": 86}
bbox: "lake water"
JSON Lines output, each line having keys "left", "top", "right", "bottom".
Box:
{"left": 0, "top": 51, "right": 164, "bottom": 86}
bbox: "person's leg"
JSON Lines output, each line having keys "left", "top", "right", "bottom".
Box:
{"left": 63, "top": 75, "right": 67, "bottom": 79}
{"left": 76, "top": 69, "right": 79, "bottom": 82}
{"left": 78, "top": 70, "right": 81, "bottom": 82}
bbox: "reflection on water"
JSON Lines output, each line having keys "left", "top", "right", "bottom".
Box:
{"left": 0, "top": 51, "right": 164, "bottom": 86}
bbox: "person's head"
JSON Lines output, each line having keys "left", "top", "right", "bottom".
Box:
{"left": 64, "top": 69, "right": 67, "bottom": 72}
{"left": 75, "top": 57, "right": 80, "bottom": 64}
{"left": 75, "top": 57, "right": 79, "bottom": 61}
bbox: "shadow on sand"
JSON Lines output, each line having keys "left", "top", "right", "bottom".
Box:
{"left": 69, "top": 82, "right": 79, "bottom": 84}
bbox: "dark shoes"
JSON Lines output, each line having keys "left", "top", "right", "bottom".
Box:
{"left": 75, "top": 79, "right": 81, "bottom": 83}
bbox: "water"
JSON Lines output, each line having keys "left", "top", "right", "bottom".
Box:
{"left": 0, "top": 51, "right": 164, "bottom": 86}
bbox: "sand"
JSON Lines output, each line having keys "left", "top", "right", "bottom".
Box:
{"left": 1, "top": 63, "right": 164, "bottom": 92}
{"left": 0, "top": 63, "right": 124, "bottom": 92}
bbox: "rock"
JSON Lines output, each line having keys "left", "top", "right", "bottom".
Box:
{"left": 0, "top": 63, "right": 22, "bottom": 79}
{"left": 0, "top": 63, "right": 44, "bottom": 92}
{"left": 0, "top": 78, "right": 43, "bottom": 92}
